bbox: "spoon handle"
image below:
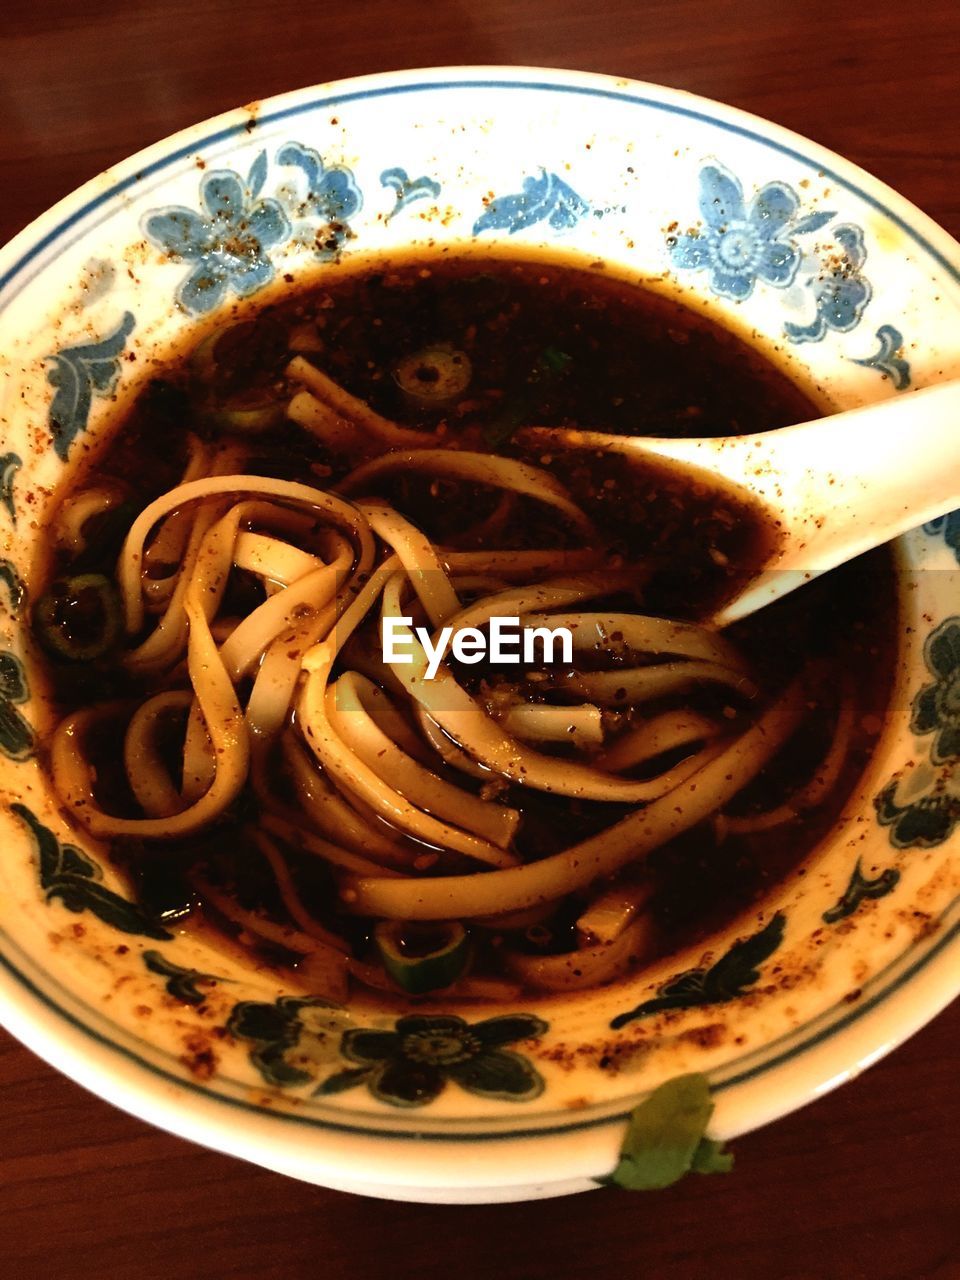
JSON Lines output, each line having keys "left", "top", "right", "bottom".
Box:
{"left": 522, "top": 380, "right": 960, "bottom": 625}
{"left": 669, "top": 381, "right": 960, "bottom": 622}
{"left": 632, "top": 380, "right": 960, "bottom": 547}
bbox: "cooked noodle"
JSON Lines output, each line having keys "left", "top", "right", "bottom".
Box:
{"left": 35, "top": 261, "right": 880, "bottom": 1002}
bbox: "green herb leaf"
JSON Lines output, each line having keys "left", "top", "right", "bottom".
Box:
{"left": 539, "top": 346, "right": 572, "bottom": 374}
{"left": 689, "top": 1136, "right": 735, "bottom": 1175}
{"left": 482, "top": 404, "right": 527, "bottom": 448}
{"left": 600, "top": 1073, "right": 733, "bottom": 1191}
{"left": 482, "top": 346, "right": 571, "bottom": 447}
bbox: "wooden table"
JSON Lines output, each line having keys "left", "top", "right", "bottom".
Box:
{"left": 2, "top": 3, "right": 959, "bottom": 1276}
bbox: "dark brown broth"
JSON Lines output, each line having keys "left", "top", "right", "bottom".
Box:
{"left": 33, "top": 252, "right": 897, "bottom": 995}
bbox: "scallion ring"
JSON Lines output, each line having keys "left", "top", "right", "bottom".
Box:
{"left": 394, "top": 344, "right": 472, "bottom": 408}
{"left": 35, "top": 573, "right": 123, "bottom": 661}
{"left": 373, "top": 920, "right": 471, "bottom": 993}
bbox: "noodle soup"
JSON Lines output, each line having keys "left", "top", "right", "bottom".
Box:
{"left": 31, "top": 254, "right": 895, "bottom": 1004}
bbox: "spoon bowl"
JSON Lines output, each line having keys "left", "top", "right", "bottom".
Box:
{"left": 523, "top": 379, "right": 960, "bottom": 623}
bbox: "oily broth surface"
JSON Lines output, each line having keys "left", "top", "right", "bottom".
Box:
{"left": 31, "top": 253, "right": 896, "bottom": 994}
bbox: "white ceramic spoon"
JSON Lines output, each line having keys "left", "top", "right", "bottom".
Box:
{"left": 524, "top": 380, "right": 960, "bottom": 626}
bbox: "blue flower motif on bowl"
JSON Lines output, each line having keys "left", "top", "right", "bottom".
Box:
{"left": 319, "top": 1013, "right": 549, "bottom": 1107}
{"left": 276, "top": 141, "right": 362, "bottom": 258}
{"left": 784, "top": 224, "right": 872, "bottom": 344}
{"left": 875, "top": 617, "right": 960, "bottom": 849}
{"left": 143, "top": 152, "right": 291, "bottom": 315}
{"left": 911, "top": 618, "right": 960, "bottom": 765}
{"left": 924, "top": 511, "right": 960, "bottom": 565}
{"left": 668, "top": 163, "right": 805, "bottom": 301}
{"left": 875, "top": 782, "right": 958, "bottom": 850}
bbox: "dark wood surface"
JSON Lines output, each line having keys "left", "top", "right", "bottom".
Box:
{"left": 1, "top": 3, "right": 959, "bottom": 1277}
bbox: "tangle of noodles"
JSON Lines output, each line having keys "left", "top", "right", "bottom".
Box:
{"left": 34, "top": 260, "right": 889, "bottom": 1003}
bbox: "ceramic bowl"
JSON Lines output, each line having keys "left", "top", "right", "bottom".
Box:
{"left": 1, "top": 67, "right": 959, "bottom": 1204}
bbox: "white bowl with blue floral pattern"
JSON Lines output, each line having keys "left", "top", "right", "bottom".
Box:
{"left": 0, "top": 66, "right": 959, "bottom": 1203}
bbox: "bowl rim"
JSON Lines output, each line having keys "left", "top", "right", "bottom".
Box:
{"left": 3, "top": 64, "right": 959, "bottom": 303}
{"left": 2, "top": 62, "right": 959, "bottom": 1196}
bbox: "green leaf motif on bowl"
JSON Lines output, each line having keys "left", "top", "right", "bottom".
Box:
{"left": 0, "top": 453, "right": 21, "bottom": 525}
{"left": 44, "top": 311, "right": 136, "bottom": 460}
{"left": 610, "top": 913, "right": 785, "bottom": 1030}
{"left": 822, "top": 858, "right": 901, "bottom": 924}
{"left": 380, "top": 166, "right": 440, "bottom": 221}
{"left": 0, "top": 561, "right": 26, "bottom": 618}
{"left": 11, "top": 803, "right": 171, "bottom": 939}
{"left": 142, "top": 950, "right": 223, "bottom": 1005}
{"left": 0, "top": 652, "right": 34, "bottom": 761}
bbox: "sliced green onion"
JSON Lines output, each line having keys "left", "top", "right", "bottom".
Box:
{"left": 192, "top": 320, "right": 287, "bottom": 434}
{"left": 208, "top": 403, "right": 285, "bottom": 434}
{"left": 394, "top": 344, "right": 472, "bottom": 408}
{"left": 373, "top": 919, "right": 470, "bottom": 994}
{"left": 539, "top": 346, "right": 572, "bottom": 374}
{"left": 189, "top": 327, "right": 223, "bottom": 382}
{"left": 35, "top": 573, "right": 122, "bottom": 661}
